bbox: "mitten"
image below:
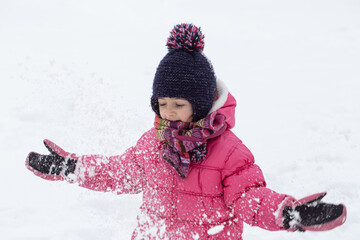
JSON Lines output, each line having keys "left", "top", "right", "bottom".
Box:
{"left": 282, "top": 192, "right": 346, "bottom": 231}
{"left": 26, "top": 139, "right": 78, "bottom": 181}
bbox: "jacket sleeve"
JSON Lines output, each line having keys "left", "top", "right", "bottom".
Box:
{"left": 222, "top": 141, "right": 290, "bottom": 231}
{"left": 73, "top": 133, "right": 149, "bottom": 195}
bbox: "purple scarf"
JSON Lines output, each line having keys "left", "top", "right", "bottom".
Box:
{"left": 154, "top": 112, "right": 227, "bottom": 178}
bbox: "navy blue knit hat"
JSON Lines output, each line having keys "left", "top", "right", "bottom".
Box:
{"left": 151, "top": 23, "right": 217, "bottom": 122}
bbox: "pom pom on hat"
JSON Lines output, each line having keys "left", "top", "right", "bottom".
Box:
{"left": 166, "top": 23, "right": 205, "bottom": 52}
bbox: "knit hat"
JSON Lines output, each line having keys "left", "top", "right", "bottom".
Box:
{"left": 151, "top": 23, "right": 217, "bottom": 122}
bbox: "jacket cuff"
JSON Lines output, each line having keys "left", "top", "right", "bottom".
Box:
{"left": 274, "top": 196, "right": 296, "bottom": 230}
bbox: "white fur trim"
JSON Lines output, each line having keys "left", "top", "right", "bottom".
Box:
{"left": 208, "top": 79, "right": 228, "bottom": 113}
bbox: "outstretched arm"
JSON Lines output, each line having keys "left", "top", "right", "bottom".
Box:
{"left": 76, "top": 145, "right": 145, "bottom": 194}
{"left": 222, "top": 142, "right": 346, "bottom": 232}
{"left": 26, "top": 139, "right": 146, "bottom": 194}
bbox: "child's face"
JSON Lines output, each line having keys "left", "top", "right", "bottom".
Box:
{"left": 158, "top": 97, "right": 193, "bottom": 122}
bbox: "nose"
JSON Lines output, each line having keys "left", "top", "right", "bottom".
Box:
{"left": 163, "top": 108, "right": 176, "bottom": 121}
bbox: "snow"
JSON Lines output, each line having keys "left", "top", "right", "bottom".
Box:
{"left": 207, "top": 224, "right": 225, "bottom": 235}
{"left": 1, "top": 0, "right": 360, "bottom": 239}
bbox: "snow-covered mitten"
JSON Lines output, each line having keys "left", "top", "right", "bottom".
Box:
{"left": 26, "top": 139, "right": 78, "bottom": 181}
{"left": 282, "top": 192, "right": 346, "bottom": 231}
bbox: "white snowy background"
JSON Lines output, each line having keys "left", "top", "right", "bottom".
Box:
{"left": 0, "top": 0, "right": 359, "bottom": 239}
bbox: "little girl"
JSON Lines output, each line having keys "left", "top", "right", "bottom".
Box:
{"left": 26, "top": 24, "right": 346, "bottom": 239}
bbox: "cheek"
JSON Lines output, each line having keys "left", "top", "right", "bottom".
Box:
{"left": 182, "top": 108, "right": 193, "bottom": 121}
{"left": 159, "top": 108, "right": 165, "bottom": 118}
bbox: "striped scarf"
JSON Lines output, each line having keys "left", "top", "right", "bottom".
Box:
{"left": 154, "top": 111, "right": 227, "bottom": 178}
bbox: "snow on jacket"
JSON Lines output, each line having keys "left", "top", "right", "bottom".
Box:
{"left": 75, "top": 82, "right": 288, "bottom": 239}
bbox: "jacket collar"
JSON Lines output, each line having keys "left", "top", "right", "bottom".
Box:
{"left": 208, "top": 79, "right": 237, "bottom": 129}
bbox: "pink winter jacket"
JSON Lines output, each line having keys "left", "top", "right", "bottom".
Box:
{"left": 75, "top": 92, "right": 288, "bottom": 239}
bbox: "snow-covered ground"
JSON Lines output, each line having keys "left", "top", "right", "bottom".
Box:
{"left": 1, "top": 0, "right": 359, "bottom": 239}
